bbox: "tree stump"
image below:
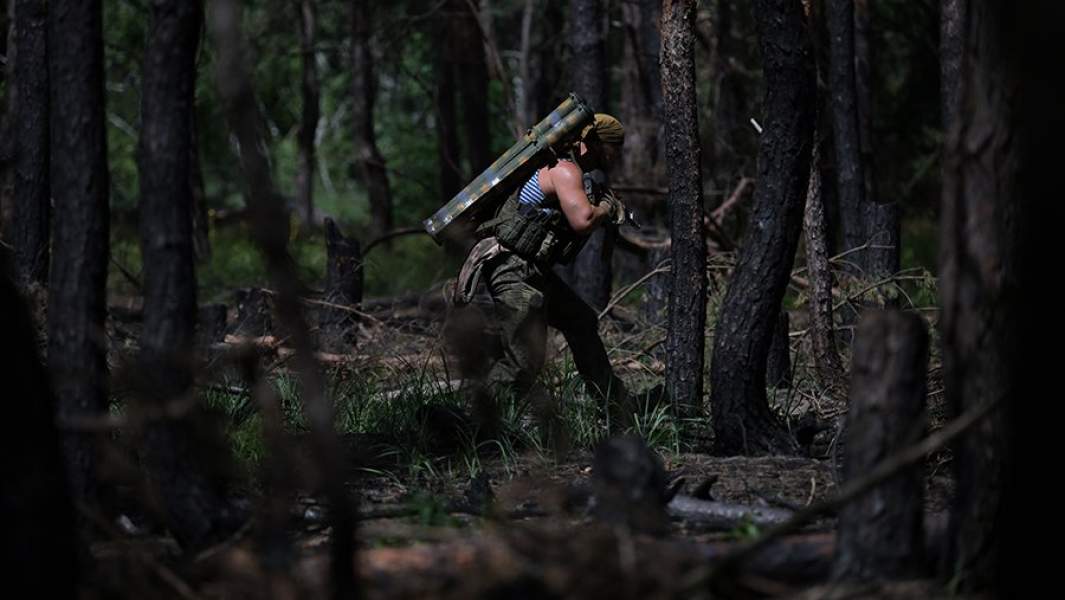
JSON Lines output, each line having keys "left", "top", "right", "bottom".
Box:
{"left": 318, "top": 218, "right": 362, "bottom": 353}
{"left": 833, "top": 309, "right": 928, "bottom": 580}
{"left": 232, "top": 287, "right": 271, "bottom": 337}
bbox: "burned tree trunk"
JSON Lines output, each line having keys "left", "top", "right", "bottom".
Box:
{"left": 853, "top": 0, "right": 898, "bottom": 291}
{"left": 616, "top": 0, "right": 664, "bottom": 287}
{"left": 566, "top": 0, "right": 611, "bottom": 311}
{"left": 940, "top": 0, "right": 966, "bottom": 131}
{"left": 447, "top": 0, "right": 491, "bottom": 174}
{"left": 138, "top": 0, "right": 242, "bottom": 551}
{"left": 803, "top": 141, "right": 845, "bottom": 391}
{"left": 619, "top": 0, "right": 663, "bottom": 180}
{"left": 709, "top": 0, "right": 813, "bottom": 456}
{"left": 47, "top": 0, "right": 110, "bottom": 503}
{"left": 295, "top": 0, "right": 319, "bottom": 225}
{"left": 190, "top": 115, "right": 210, "bottom": 261}
{"left": 1, "top": 1, "right": 11, "bottom": 234}
{"left": 208, "top": 1, "right": 356, "bottom": 594}
{"left": 662, "top": 0, "right": 707, "bottom": 419}
{"left": 1, "top": 271, "right": 77, "bottom": 596}
{"left": 435, "top": 25, "right": 462, "bottom": 203}
{"left": 319, "top": 218, "right": 362, "bottom": 354}
{"left": 939, "top": 0, "right": 1018, "bottom": 590}
{"left": 834, "top": 310, "right": 928, "bottom": 580}
{"left": 10, "top": 0, "right": 49, "bottom": 287}
{"left": 766, "top": 311, "right": 791, "bottom": 389}
{"left": 351, "top": 1, "right": 391, "bottom": 238}
{"left": 826, "top": 0, "right": 868, "bottom": 277}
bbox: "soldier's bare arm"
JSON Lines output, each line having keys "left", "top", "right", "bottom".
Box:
{"left": 542, "top": 162, "right": 610, "bottom": 235}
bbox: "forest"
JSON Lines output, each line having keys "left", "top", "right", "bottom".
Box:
{"left": 0, "top": 0, "right": 1041, "bottom": 598}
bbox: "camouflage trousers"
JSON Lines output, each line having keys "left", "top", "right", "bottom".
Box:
{"left": 473, "top": 251, "right": 634, "bottom": 432}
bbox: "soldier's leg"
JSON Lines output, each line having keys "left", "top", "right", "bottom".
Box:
{"left": 478, "top": 254, "right": 549, "bottom": 439}
{"left": 543, "top": 270, "right": 635, "bottom": 430}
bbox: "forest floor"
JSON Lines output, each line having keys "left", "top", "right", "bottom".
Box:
{"left": 82, "top": 288, "right": 965, "bottom": 599}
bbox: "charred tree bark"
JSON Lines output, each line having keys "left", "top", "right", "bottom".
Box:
{"left": 447, "top": 0, "right": 490, "bottom": 175}
{"left": 232, "top": 287, "right": 271, "bottom": 336}
{"left": 47, "top": 0, "right": 110, "bottom": 504}
{"left": 834, "top": 310, "right": 928, "bottom": 581}
{"left": 940, "top": 0, "right": 966, "bottom": 132}
{"left": 10, "top": 0, "right": 49, "bottom": 287}
{"left": 939, "top": 0, "right": 1018, "bottom": 590}
{"left": 196, "top": 302, "right": 227, "bottom": 346}
{"left": 615, "top": 0, "right": 664, "bottom": 289}
{"left": 803, "top": 140, "right": 845, "bottom": 391}
{"left": 138, "top": 0, "right": 242, "bottom": 551}
{"left": 435, "top": 37, "right": 462, "bottom": 203}
{"left": 620, "top": 0, "right": 663, "bottom": 179}
{"left": 1, "top": 271, "right": 77, "bottom": 596}
{"left": 295, "top": 0, "right": 319, "bottom": 225}
{"left": 532, "top": 0, "right": 564, "bottom": 119}
{"left": 853, "top": 0, "right": 898, "bottom": 290}
{"left": 351, "top": 1, "right": 391, "bottom": 239}
{"left": 662, "top": 0, "right": 706, "bottom": 418}
{"left": 208, "top": 2, "right": 357, "bottom": 595}
{"left": 1, "top": 1, "right": 12, "bottom": 233}
{"left": 566, "top": 0, "right": 611, "bottom": 311}
{"left": 319, "top": 218, "right": 362, "bottom": 354}
{"left": 766, "top": 311, "right": 791, "bottom": 389}
{"left": 709, "top": 0, "right": 813, "bottom": 456}
{"left": 826, "top": 0, "right": 868, "bottom": 278}
{"left": 189, "top": 113, "right": 210, "bottom": 261}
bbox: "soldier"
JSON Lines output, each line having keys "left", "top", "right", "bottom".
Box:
{"left": 451, "top": 114, "right": 636, "bottom": 446}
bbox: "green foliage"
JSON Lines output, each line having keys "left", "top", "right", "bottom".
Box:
{"left": 728, "top": 516, "right": 761, "bottom": 541}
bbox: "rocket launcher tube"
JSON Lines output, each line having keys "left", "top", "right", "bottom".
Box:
{"left": 422, "top": 93, "right": 594, "bottom": 242}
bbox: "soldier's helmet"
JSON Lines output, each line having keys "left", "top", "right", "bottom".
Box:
{"left": 581, "top": 113, "right": 625, "bottom": 146}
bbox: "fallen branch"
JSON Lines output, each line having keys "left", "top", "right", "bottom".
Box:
{"left": 598, "top": 262, "right": 671, "bottom": 320}
{"left": 667, "top": 495, "right": 794, "bottom": 530}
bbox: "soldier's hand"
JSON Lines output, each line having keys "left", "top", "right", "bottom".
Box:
{"left": 601, "top": 194, "right": 628, "bottom": 226}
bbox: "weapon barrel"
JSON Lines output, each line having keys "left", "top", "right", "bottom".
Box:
{"left": 423, "top": 93, "right": 594, "bottom": 241}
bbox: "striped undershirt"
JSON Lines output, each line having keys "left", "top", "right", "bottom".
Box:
{"left": 517, "top": 169, "right": 557, "bottom": 212}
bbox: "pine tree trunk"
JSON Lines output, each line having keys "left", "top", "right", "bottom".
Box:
{"left": 436, "top": 28, "right": 462, "bottom": 203}
{"left": 708, "top": 0, "right": 814, "bottom": 456}
{"left": 295, "top": 0, "right": 319, "bottom": 225}
{"left": 940, "top": 0, "right": 966, "bottom": 132}
{"left": 662, "top": 0, "right": 706, "bottom": 419}
{"left": 803, "top": 140, "right": 845, "bottom": 391}
{"left": 138, "top": 0, "right": 241, "bottom": 551}
{"left": 448, "top": 0, "right": 491, "bottom": 174}
{"left": 189, "top": 113, "right": 211, "bottom": 261}
{"left": 853, "top": 0, "right": 898, "bottom": 289}
{"left": 351, "top": 1, "right": 391, "bottom": 238}
{"left": 47, "top": 0, "right": 110, "bottom": 504}
{"left": 1, "top": 272, "right": 78, "bottom": 596}
{"left": 834, "top": 309, "right": 928, "bottom": 580}
{"left": 826, "top": 0, "right": 868, "bottom": 278}
{"left": 11, "top": 0, "right": 49, "bottom": 286}
{"left": 939, "top": 0, "right": 1017, "bottom": 589}
{"left": 566, "top": 0, "right": 611, "bottom": 311}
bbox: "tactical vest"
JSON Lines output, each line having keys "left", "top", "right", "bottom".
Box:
{"left": 477, "top": 167, "right": 609, "bottom": 266}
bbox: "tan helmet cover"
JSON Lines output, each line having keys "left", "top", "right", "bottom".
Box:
{"left": 581, "top": 113, "right": 625, "bottom": 146}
